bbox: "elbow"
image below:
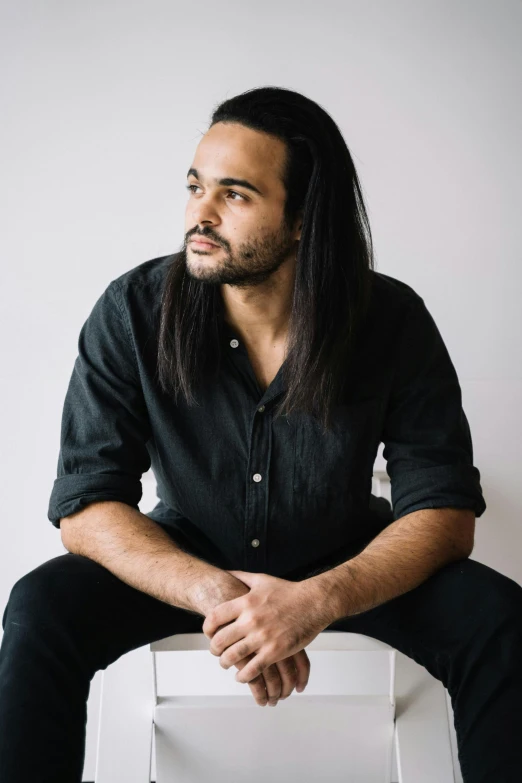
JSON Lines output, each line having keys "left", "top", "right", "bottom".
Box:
{"left": 59, "top": 512, "right": 86, "bottom": 554}
{"left": 452, "top": 536, "right": 474, "bottom": 561}
{"left": 60, "top": 517, "right": 76, "bottom": 553}
{"left": 58, "top": 500, "right": 120, "bottom": 553}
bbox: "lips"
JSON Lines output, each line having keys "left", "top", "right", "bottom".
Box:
{"left": 191, "top": 238, "right": 219, "bottom": 247}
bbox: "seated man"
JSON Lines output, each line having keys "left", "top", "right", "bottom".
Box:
{"left": 1, "top": 86, "right": 520, "bottom": 783}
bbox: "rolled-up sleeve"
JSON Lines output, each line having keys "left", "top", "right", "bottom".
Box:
{"left": 47, "top": 280, "right": 152, "bottom": 528}
{"left": 382, "top": 295, "right": 486, "bottom": 521}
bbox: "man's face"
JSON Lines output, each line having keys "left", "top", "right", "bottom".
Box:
{"left": 183, "top": 121, "right": 301, "bottom": 288}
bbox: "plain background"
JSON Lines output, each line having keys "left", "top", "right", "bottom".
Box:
{"left": 1, "top": 1, "right": 521, "bottom": 780}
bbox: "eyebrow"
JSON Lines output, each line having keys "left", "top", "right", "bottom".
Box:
{"left": 187, "top": 168, "right": 264, "bottom": 196}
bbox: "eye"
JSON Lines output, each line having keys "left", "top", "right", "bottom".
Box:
{"left": 185, "top": 184, "right": 246, "bottom": 201}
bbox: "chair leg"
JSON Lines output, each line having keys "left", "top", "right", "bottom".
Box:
{"left": 95, "top": 644, "right": 154, "bottom": 783}
{"left": 394, "top": 650, "right": 455, "bottom": 782}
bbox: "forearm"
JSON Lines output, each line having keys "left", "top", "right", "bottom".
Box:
{"left": 305, "top": 507, "right": 474, "bottom": 623}
{"left": 59, "top": 501, "right": 242, "bottom": 617}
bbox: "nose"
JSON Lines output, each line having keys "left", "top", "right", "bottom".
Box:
{"left": 188, "top": 191, "right": 221, "bottom": 228}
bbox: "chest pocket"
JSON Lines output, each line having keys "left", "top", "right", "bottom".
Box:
{"left": 292, "top": 397, "right": 384, "bottom": 517}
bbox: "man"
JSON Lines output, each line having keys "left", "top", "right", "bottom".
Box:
{"left": 0, "top": 86, "right": 520, "bottom": 782}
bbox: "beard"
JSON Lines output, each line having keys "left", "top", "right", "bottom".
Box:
{"left": 182, "top": 222, "right": 297, "bottom": 289}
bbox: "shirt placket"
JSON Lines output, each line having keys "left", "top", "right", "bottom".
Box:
{"left": 244, "top": 400, "right": 271, "bottom": 572}
{"left": 226, "top": 330, "right": 285, "bottom": 573}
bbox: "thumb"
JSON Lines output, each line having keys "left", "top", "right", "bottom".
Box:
{"left": 228, "top": 569, "right": 258, "bottom": 587}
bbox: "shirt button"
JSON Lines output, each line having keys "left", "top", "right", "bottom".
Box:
{"left": 258, "top": 405, "right": 265, "bottom": 413}
{"left": 251, "top": 539, "right": 260, "bottom": 548}
{"left": 253, "top": 473, "right": 262, "bottom": 482}
{"left": 230, "top": 339, "right": 239, "bottom": 348}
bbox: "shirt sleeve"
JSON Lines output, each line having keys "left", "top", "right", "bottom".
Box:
{"left": 382, "top": 295, "right": 486, "bottom": 521}
{"left": 47, "top": 280, "right": 152, "bottom": 528}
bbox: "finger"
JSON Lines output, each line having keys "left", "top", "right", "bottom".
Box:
{"left": 275, "top": 656, "right": 298, "bottom": 700}
{"left": 292, "top": 648, "right": 311, "bottom": 692}
{"left": 217, "top": 635, "right": 251, "bottom": 667}
{"left": 208, "top": 621, "right": 236, "bottom": 656}
{"left": 248, "top": 675, "right": 269, "bottom": 706}
{"left": 262, "top": 663, "right": 283, "bottom": 705}
{"left": 203, "top": 598, "right": 243, "bottom": 637}
{"left": 235, "top": 651, "right": 268, "bottom": 685}
{"left": 235, "top": 655, "right": 269, "bottom": 706}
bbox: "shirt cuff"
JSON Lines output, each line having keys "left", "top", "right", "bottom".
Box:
{"left": 391, "top": 463, "right": 487, "bottom": 520}
{"left": 47, "top": 473, "right": 143, "bottom": 527}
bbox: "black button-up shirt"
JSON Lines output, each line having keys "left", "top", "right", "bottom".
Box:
{"left": 47, "top": 253, "right": 486, "bottom": 580}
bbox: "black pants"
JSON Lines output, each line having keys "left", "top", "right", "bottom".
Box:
{"left": 0, "top": 551, "right": 521, "bottom": 783}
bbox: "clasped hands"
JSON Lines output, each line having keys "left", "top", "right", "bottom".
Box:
{"left": 202, "top": 570, "right": 334, "bottom": 705}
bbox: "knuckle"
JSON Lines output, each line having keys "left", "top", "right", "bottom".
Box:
{"left": 263, "top": 665, "right": 279, "bottom": 684}
{"left": 265, "top": 670, "right": 282, "bottom": 699}
{"left": 280, "top": 656, "right": 297, "bottom": 675}
{"left": 254, "top": 661, "right": 264, "bottom": 679}
{"left": 251, "top": 674, "right": 265, "bottom": 689}
{"left": 272, "top": 637, "right": 284, "bottom": 654}
{"left": 256, "top": 660, "right": 270, "bottom": 681}
{"left": 242, "top": 609, "right": 255, "bottom": 626}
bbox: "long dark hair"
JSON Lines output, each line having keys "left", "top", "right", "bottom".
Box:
{"left": 156, "top": 86, "right": 375, "bottom": 433}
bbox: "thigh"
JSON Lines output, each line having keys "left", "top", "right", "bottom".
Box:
{"left": 325, "top": 557, "right": 522, "bottom": 683}
{"left": 2, "top": 552, "right": 205, "bottom": 674}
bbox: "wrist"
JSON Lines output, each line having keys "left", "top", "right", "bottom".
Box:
{"left": 302, "top": 568, "right": 347, "bottom": 626}
{"left": 189, "top": 569, "right": 248, "bottom": 617}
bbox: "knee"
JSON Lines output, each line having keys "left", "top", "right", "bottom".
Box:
{"left": 4, "top": 556, "right": 61, "bottom": 630}
{"left": 483, "top": 566, "right": 522, "bottom": 616}
{"left": 2, "top": 554, "right": 112, "bottom": 679}
{"left": 461, "top": 559, "right": 522, "bottom": 631}
{"left": 3, "top": 553, "right": 94, "bottom": 632}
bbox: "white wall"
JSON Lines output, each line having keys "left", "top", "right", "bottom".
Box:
{"left": 1, "top": 1, "right": 521, "bottom": 780}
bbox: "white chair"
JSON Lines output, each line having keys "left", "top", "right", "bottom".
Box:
{"left": 95, "top": 630, "right": 455, "bottom": 783}
{"left": 94, "top": 473, "right": 457, "bottom": 782}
